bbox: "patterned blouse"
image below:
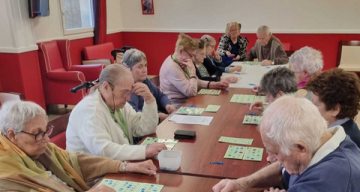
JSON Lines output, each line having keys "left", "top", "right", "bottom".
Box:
{"left": 217, "top": 35, "right": 248, "bottom": 61}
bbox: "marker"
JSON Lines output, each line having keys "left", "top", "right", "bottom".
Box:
{"left": 209, "top": 161, "right": 224, "bottom": 165}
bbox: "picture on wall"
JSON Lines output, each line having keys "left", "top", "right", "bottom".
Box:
{"left": 141, "top": 0, "right": 154, "bottom": 15}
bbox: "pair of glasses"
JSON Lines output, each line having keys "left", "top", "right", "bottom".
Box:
{"left": 20, "top": 125, "right": 54, "bottom": 141}
{"left": 183, "top": 50, "right": 195, "bottom": 58}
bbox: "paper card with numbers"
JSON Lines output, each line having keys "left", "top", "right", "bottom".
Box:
{"left": 242, "top": 115, "right": 262, "bottom": 125}
{"left": 99, "top": 179, "right": 164, "bottom": 192}
{"left": 218, "top": 136, "right": 253, "bottom": 145}
{"left": 242, "top": 147, "right": 264, "bottom": 161}
{"left": 176, "top": 107, "right": 204, "bottom": 115}
{"left": 224, "top": 145, "right": 264, "bottom": 161}
{"left": 204, "top": 105, "right": 221, "bottom": 112}
{"left": 230, "top": 94, "right": 265, "bottom": 104}
{"left": 141, "top": 137, "right": 178, "bottom": 150}
{"left": 198, "top": 89, "right": 221, "bottom": 95}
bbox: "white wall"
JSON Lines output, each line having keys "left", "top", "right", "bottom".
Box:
{"left": 107, "top": 0, "right": 122, "bottom": 34}
{"left": 115, "top": 0, "right": 360, "bottom": 33}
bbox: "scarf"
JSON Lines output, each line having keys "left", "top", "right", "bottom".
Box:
{"left": 0, "top": 134, "right": 89, "bottom": 192}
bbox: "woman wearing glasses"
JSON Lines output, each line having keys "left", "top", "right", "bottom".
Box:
{"left": 159, "top": 33, "right": 228, "bottom": 106}
{"left": 0, "top": 101, "right": 157, "bottom": 191}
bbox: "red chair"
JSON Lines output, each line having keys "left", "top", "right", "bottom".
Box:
{"left": 49, "top": 113, "right": 70, "bottom": 149}
{"left": 83, "top": 42, "right": 115, "bottom": 65}
{"left": 38, "top": 40, "right": 103, "bottom": 106}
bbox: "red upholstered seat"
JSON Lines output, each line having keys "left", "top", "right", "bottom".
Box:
{"left": 50, "top": 132, "right": 66, "bottom": 149}
{"left": 38, "top": 40, "right": 104, "bottom": 106}
{"left": 83, "top": 42, "right": 115, "bottom": 64}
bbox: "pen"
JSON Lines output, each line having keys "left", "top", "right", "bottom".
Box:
{"left": 209, "top": 161, "right": 224, "bottom": 165}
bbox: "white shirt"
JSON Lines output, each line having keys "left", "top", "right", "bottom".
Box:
{"left": 66, "top": 90, "right": 159, "bottom": 160}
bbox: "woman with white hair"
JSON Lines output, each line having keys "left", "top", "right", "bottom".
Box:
{"left": 289, "top": 46, "right": 323, "bottom": 88}
{"left": 0, "top": 101, "right": 157, "bottom": 191}
{"left": 123, "top": 48, "right": 176, "bottom": 122}
{"left": 213, "top": 96, "right": 360, "bottom": 192}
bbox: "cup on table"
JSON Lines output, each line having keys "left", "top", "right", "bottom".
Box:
{"left": 158, "top": 150, "right": 182, "bottom": 171}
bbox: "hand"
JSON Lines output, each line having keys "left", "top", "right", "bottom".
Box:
{"left": 225, "top": 51, "right": 233, "bottom": 57}
{"left": 88, "top": 185, "right": 115, "bottom": 192}
{"left": 261, "top": 60, "right": 273, "bottom": 66}
{"left": 228, "top": 66, "right": 242, "bottom": 73}
{"left": 165, "top": 104, "right": 177, "bottom": 113}
{"left": 210, "top": 81, "right": 229, "bottom": 90}
{"left": 213, "top": 51, "right": 221, "bottom": 61}
{"left": 126, "top": 159, "right": 157, "bottom": 176}
{"left": 145, "top": 143, "right": 167, "bottom": 158}
{"left": 179, "top": 59, "right": 196, "bottom": 76}
{"left": 233, "top": 55, "right": 241, "bottom": 61}
{"left": 251, "top": 86, "right": 259, "bottom": 94}
{"left": 222, "top": 76, "right": 238, "bottom": 83}
{"left": 132, "top": 82, "right": 155, "bottom": 103}
{"left": 264, "top": 187, "right": 286, "bottom": 192}
{"left": 158, "top": 112, "right": 169, "bottom": 122}
{"left": 249, "top": 101, "right": 264, "bottom": 112}
{"left": 212, "top": 179, "right": 241, "bottom": 192}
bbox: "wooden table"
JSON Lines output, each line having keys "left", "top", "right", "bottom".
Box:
{"left": 105, "top": 172, "right": 220, "bottom": 192}
{"left": 155, "top": 88, "right": 267, "bottom": 179}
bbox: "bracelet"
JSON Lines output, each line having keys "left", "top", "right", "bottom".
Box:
{"left": 190, "top": 76, "right": 197, "bottom": 79}
{"left": 120, "top": 161, "right": 128, "bottom": 172}
{"left": 207, "top": 81, "right": 211, "bottom": 89}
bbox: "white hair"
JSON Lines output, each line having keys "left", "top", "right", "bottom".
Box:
{"left": 257, "top": 25, "right": 271, "bottom": 35}
{"left": 0, "top": 101, "right": 46, "bottom": 134}
{"left": 122, "top": 48, "right": 147, "bottom": 69}
{"left": 289, "top": 46, "right": 323, "bottom": 75}
{"left": 260, "top": 95, "right": 327, "bottom": 155}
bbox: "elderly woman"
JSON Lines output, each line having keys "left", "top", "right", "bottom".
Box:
{"left": 123, "top": 48, "right": 176, "bottom": 122}
{"left": 306, "top": 68, "right": 360, "bottom": 148}
{"left": 248, "top": 25, "right": 288, "bottom": 66}
{"left": 213, "top": 96, "right": 360, "bottom": 192}
{"left": 0, "top": 101, "right": 157, "bottom": 191}
{"left": 201, "top": 34, "right": 241, "bottom": 74}
{"left": 249, "top": 67, "right": 297, "bottom": 112}
{"left": 217, "top": 22, "right": 248, "bottom": 65}
{"left": 193, "top": 39, "right": 238, "bottom": 84}
{"left": 159, "top": 33, "right": 228, "bottom": 106}
{"left": 289, "top": 46, "right": 323, "bottom": 88}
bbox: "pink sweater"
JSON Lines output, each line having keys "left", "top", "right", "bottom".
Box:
{"left": 159, "top": 55, "right": 198, "bottom": 105}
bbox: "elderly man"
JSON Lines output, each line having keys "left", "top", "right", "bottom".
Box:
{"left": 213, "top": 96, "right": 360, "bottom": 192}
{"left": 289, "top": 46, "right": 324, "bottom": 88}
{"left": 66, "top": 64, "right": 166, "bottom": 161}
{"left": 0, "top": 101, "right": 157, "bottom": 191}
{"left": 248, "top": 25, "right": 288, "bottom": 65}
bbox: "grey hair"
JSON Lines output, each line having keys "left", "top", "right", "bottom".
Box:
{"left": 257, "top": 25, "right": 271, "bottom": 35}
{"left": 200, "top": 34, "right": 216, "bottom": 47}
{"left": 260, "top": 67, "right": 297, "bottom": 97}
{"left": 260, "top": 95, "right": 327, "bottom": 156}
{"left": 122, "top": 48, "right": 147, "bottom": 69}
{"left": 289, "top": 46, "right": 323, "bottom": 75}
{"left": 98, "top": 64, "right": 132, "bottom": 86}
{"left": 225, "top": 22, "right": 240, "bottom": 36}
{"left": 0, "top": 101, "right": 46, "bottom": 134}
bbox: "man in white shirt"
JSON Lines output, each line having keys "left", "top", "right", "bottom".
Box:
{"left": 66, "top": 64, "right": 166, "bottom": 161}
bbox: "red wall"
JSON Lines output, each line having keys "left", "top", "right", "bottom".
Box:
{"left": 0, "top": 51, "right": 45, "bottom": 108}
{"left": 1, "top": 32, "right": 359, "bottom": 108}
{"left": 119, "top": 32, "right": 360, "bottom": 75}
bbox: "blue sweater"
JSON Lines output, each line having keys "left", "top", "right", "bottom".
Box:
{"left": 341, "top": 119, "right": 360, "bottom": 148}
{"left": 283, "top": 137, "right": 360, "bottom": 192}
{"left": 129, "top": 78, "right": 170, "bottom": 113}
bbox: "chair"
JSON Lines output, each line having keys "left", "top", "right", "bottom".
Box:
{"left": 282, "top": 42, "right": 294, "bottom": 57}
{"left": 38, "top": 40, "right": 103, "bottom": 106}
{"left": 82, "top": 42, "right": 115, "bottom": 65}
{"left": 337, "top": 40, "right": 360, "bottom": 72}
{"left": 49, "top": 113, "right": 70, "bottom": 149}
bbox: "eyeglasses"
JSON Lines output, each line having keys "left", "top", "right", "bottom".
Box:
{"left": 20, "top": 125, "right": 54, "bottom": 141}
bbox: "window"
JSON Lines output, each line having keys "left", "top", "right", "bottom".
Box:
{"left": 60, "top": 0, "right": 94, "bottom": 35}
